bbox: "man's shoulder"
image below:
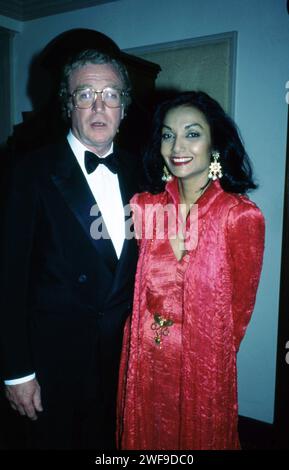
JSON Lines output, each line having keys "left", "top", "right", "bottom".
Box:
{"left": 10, "top": 138, "right": 70, "bottom": 173}
{"left": 116, "top": 146, "right": 142, "bottom": 190}
{"left": 115, "top": 146, "right": 138, "bottom": 168}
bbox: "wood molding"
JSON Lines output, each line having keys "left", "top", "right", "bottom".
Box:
{"left": 0, "top": 0, "right": 119, "bottom": 21}
{"left": 274, "top": 108, "right": 289, "bottom": 448}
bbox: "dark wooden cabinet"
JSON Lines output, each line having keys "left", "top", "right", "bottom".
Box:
{"left": 118, "top": 51, "right": 161, "bottom": 155}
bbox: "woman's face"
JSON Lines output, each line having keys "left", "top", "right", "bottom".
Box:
{"left": 161, "top": 105, "right": 212, "bottom": 182}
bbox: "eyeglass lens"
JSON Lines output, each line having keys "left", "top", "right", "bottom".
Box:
{"left": 73, "top": 87, "right": 122, "bottom": 108}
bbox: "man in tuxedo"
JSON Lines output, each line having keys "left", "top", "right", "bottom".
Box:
{"left": 0, "top": 49, "right": 138, "bottom": 449}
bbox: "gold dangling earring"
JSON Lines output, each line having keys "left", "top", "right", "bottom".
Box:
{"left": 208, "top": 151, "right": 223, "bottom": 180}
{"left": 161, "top": 165, "right": 173, "bottom": 182}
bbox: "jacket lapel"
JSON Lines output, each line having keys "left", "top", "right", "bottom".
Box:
{"left": 50, "top": 140, "right": 118, "bottom": 272}
{"left": 106, "top": 147, "right": 139, "bottom": 302}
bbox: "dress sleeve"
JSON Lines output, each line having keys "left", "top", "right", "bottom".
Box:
{"left": 227, "top": 200, "right": 265, "bottom": 351}
{"left": 130, "top": 192, "right": 151, "bottom": 248}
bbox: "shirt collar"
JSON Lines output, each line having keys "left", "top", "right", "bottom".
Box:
{"left": 165, "top": 176, "right": 223, "bottom": 216}
{"left": 165, "top": 177, "right": 180, "bottom": 205}
{"left": 67, "top": 130, "right": 114, "bottom": 170}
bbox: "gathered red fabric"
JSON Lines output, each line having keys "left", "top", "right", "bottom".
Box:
{"left": 117, "top": 179, "right": 265, "bottom": 450}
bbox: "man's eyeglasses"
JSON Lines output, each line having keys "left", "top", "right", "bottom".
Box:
{"left": 70, "top": 86, "right": 128, "bottom": 109}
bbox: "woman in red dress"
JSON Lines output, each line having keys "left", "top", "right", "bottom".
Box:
{"left": 117, "top": 91, "right": 265, "bottom": 450}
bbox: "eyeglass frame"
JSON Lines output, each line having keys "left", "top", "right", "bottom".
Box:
{"left": 69, "top": 86, "right": 129, "bottom": 109}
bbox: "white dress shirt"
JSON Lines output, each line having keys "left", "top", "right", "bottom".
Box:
{"left": 67, "top": 131, "right": 125, "bottom": 258}
{"left": 5, "top": 131, "right": 125, "bottom": 386}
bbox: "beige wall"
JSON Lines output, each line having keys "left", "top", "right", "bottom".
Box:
{"left": 137, "top": 38, "right": 232, "bottom": 113}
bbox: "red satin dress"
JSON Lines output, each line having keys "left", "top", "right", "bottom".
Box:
{"left": 117, "top": 179, "right": 265, "bottom": 450}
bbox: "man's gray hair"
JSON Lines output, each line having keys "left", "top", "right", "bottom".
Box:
{"left": 59, "top": 49, "right": 131, "bottom": 118}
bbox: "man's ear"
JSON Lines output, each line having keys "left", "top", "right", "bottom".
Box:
{"left": 120, "top": 105, "right": 125, "bottom": 120}
{"left": 66, "top": 98, "right": 74, "bottom": 119}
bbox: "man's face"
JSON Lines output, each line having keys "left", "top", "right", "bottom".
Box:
{"left": 68, "top": 63, "right": 124, "bottom": 156}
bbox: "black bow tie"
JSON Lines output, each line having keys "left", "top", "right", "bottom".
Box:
{"left": 84, "top": 151, "right": 119, "bottom": 174}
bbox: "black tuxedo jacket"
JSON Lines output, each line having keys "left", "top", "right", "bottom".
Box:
{"left": 0, "top": 139, "right": 138, "bottom": 393}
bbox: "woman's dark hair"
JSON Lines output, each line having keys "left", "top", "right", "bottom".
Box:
{"left": 144, "top": 91, "right": 257, "bottom": 194}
